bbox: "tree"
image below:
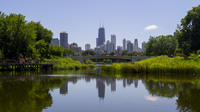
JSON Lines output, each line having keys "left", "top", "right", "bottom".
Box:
{"left": 28, "top": 22, "right": 52, "bottom": 44}
{"left": 145, "top": 35, "right": 177, "bottom": 56}
{"left": 49, "top": 45, "right": 64, "bottom": 57}
{"left": 0, "top": 12, "right": 36, "bottom": 58}
{"left": 122, "top": 50, "right": 128, "bottom": 56}
{"left": 0, "top": 12, "right": 53, "bottom": 59}
{"left": 82, "top": 50, "right": 96, "bottom": 56}
{"left": 177, "top": 5, "right": 200, "bottom": 55}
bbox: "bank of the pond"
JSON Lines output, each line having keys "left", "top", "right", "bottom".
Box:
{"left": 102, "top": 55, "right": 200, "bottom": 74}
{"left": 41, "top": 57, "right": 95, "bottom": 70}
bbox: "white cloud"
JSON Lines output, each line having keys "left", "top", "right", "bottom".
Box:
{"left": 144, "top": 25, "right": 158, "bottom": 31}
{"left": 144, "top": 96, "right": 158, "bottom": 102}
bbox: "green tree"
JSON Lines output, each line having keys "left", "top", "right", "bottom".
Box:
{"left": 35, "top": 40, "right": 49, "bottom": 59}
{"left": 122, "top": 50, "right": 128, "bottom": 56}
{"left": 0, "top": 12, "right": 36, "bottom": 58}
{"left": 82, "top": 50, "right": 96, "bottom": 56}
{"left": 49, "top": 45, "right": 64, "bottom": 57}
{"left": 145, "top": 35, "right": 177, "bottom": 56}
{"left": 28, "top": 22, "right": 52, "bottom": 43}
{"left": 177, "top": 5, "right": 200, "bottom": 55}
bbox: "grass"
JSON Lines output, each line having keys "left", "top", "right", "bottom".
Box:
{"left": 102, "top": 55, "right": 200, "bottom": 74}
{"left": 41, "top": 57, "right": 95, "bottom": 70}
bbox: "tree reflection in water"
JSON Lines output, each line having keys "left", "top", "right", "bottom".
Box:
{"left": 0, "top": 72, "right": 199, "bottom": 112}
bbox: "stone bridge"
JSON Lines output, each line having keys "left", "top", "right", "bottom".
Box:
{"left": 71, "top": 56, "right": 150, "bottom": 63}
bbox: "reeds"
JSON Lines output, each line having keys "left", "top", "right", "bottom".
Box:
{"left": 102, "top": 55, "right": 200, "bottom": 74}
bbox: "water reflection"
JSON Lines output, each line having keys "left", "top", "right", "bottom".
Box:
{"left": 0, "top": 72, "right": 199, "bottom": 112}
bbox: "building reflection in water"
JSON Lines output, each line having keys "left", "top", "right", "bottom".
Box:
{"left": 60, "top": 81, "right": 68, "bottom": 95}
{"left": 96, "top": 79, "right": 105, "bottom": 99}
{"left": 58, "top": 76, "right": 139, "bottom": 99}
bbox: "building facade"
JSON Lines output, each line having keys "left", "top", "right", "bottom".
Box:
{"left": 142, "top": 41, "right": 146, "bottom": 52}
{"left": 60, "top": 32, "right": 68, "bottom": 48}
{"left": 96, "top": 27, "right": 105, "bottom": 47}
{"left": 111, "top": 34, "right": 116, "bottom": 51}
{"left": 127, "top": 40, "right": 133, "bottom": 52}
{"left": 133, "top": 39, "right": 139, "bottom": 52}
{"left": 85, "top": 44, "right": 91, "bottom": 50}
{"left": 123, "top": 38, "right": 126, "bottom": 50}
{"left": 51, "top": 38, "right": 59, "bottom": 46}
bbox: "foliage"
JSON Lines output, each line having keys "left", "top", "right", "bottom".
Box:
{"left": 177, "top": 5, "right": 200, "bottom": 55}
{"left": 41, "top": 57, "right": 95, "bottom": 70}
{"left": 0, "top": 11, "right": 53, "bottom": 59}
{"left": 49, "top": 45, "right": 64, "bottom": 57}
{"left": 82, "top": 50, "right": 96, "bottom": 56}
{"left": 102, "top": 55, "right": 200, "bottom": 74}
{"left": 103, "top": 59, "right": 112, "bottom": 64}
{"left": 122, "top": 50, "right": 128, "bottom": 56}
{"left": 145, "top": 35, "right": 177, "bottom": 56}
{"left": 84, "top": 59, "right": 94, "bottom": 64}
{"left": 127, "top": 51, "right": 143, "bottom": 56}
{"left": 0, "top": 12, "right": 36, "bottom": 58}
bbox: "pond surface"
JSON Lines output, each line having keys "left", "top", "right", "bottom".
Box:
{"left": 0, "top": 71, "right": 200, "bottom": 112}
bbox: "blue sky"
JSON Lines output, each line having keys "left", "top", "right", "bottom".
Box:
{"left": 0, "top": 0, "right": 200, "bottom": 49}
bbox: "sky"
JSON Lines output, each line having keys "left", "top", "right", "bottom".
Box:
{"left": 0, "top": 0, "right": 200, "bottom": 49}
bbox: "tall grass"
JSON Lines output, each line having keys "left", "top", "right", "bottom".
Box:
{"left": 102, "top": 55, "right": 200, "bottom": 74}
{"left": 41, "top": 57, "right": 95, "bottom": 70}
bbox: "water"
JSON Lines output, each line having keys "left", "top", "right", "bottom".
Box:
{"left": 0, "top": 71, "right": 199, "bottom": 112}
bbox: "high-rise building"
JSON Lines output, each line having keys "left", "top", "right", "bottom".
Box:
{"left": 117, "top": 46, "right": 123, "bottom": 55}
{"left": 127, "top": 40, "right": 133, "bottom": 52}
{"left": 96, "top": 27, "right": 105, "bottom": 47}
{"left": 69, "top": 43, "right": 82, "bottom": 52}
{"left": 123, "top": 38, "right": 126, "bottom": 50}
{"left": 133, "top": 39, "right": 139, "bottom": 51}
{"left": 85, "top": 44, "right": 91, "bottom": 50}
{"left": 106, "top": 40, "right": 114, "bottom": 53}
{"left": 60, "top": 32, "right": 68, "bottom": 48}
{"left": 111, "top": 35, "right": 116, "bottom": 51}
{"left": 51, "top": 38, "right": 59, "bottom": 46}
{"left": 142, "top": 41, "right": 146, "bottom": 52}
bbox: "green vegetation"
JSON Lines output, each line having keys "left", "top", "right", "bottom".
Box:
{"left": 177, "top": 5, "right": 200, "bottom": 55}
{"left": 82, "top": 50, "right": 96, "bottom": 56}
{"left": 0, "top": 12, "right": 53, "bottom": 59}
{"left": 102, "top": 55, "right": 200, "bottom": 74}
{"left": 145, "top": 35, "right": 177, "bottom": 56}
{"left": 41, "top": 57, "right": 95, "bottom": 70}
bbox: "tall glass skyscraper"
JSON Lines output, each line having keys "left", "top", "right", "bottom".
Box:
{"left": 96, "top": 27, "right": 105, "bottom": 47}
{"left": 60, "top": 32, "right": 68, "bottom": 48}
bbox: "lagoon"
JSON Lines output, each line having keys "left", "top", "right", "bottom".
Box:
{"left": 0, "top": 71, "right": 199, "bottom": 112}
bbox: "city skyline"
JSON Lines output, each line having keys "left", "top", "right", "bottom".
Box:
{"left": 1, "top": 0, "right": 200, "bottom": 48}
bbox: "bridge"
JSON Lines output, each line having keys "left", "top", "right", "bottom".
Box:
{"left": 71, "top": 56, "right": 150, "bottom": 63}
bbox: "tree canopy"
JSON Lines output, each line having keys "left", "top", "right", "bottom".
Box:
{"left": 0, "top": 12, "right": 53, "bottom": 59}
{"left": 145, "top": 35, "right": 177, "bottom": 56}
{"left": 177, "top": 5, "right": 200, "bottom": 55}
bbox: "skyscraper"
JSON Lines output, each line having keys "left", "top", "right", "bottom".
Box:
{"left": 60, "top": 32, "right": 68, "bottom": 48}
{"left": 142, "top": 41, "right": 146, "bottom": 52}
{"left": 106, "top": 40, "right": 114, "bottom": 53}
{"left": 51, "top": 38, "right": 59, "bottom": 46}
{"left": 111, "top": 34, "right": 116, "bottom": 51}
{"left": 96, "top": 27, "right": 105, "bottom": 47}
{"left": 134, "top": 39, "right": 138, "bottom": 51}
{"left": 127, "top": 40, "right": 133, "bottom": 52}
{"left": 85, "top": 44, "right": 91, "bottom": 50}
{"left": 123, "top": 38, "right": 126, "bottom": 50}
